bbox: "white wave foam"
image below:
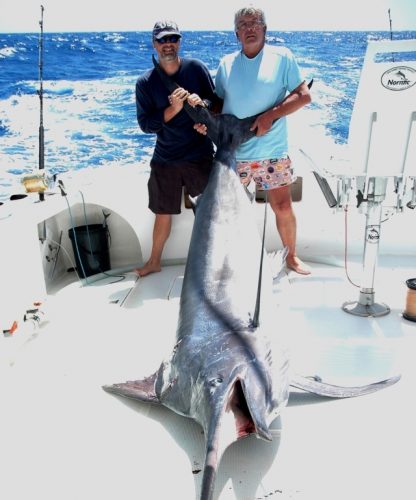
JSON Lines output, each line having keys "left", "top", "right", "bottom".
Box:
{"left": 0, "top": 47, "right": 17, "bottom": 58}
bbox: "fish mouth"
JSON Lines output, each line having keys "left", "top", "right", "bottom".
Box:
{"left": 198, "top": 375, "right": 274, "bottom": 497}
{"left": 225, "top": 377, "right": 272, "bottom": 441}
{"left": 226, "top": 378, "right": 256, "bottom": 438}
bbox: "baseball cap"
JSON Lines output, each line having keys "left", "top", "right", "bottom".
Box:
{"left": 152, "top": 21, "right": 182, "bottom": 40}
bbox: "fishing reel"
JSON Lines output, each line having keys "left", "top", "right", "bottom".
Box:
{"left": 21, "top": 171, "right": 49, "bottom": 194}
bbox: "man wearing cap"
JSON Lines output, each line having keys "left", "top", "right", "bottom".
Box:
{"left": 135, "top": 21, "right": 216, "bottom": 277}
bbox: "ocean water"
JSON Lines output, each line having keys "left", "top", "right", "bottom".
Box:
{"left": 1, "top": 30, "right": 415, "bottom": 201}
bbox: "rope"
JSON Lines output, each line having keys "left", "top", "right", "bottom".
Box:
{"left": 252, "top": 190, "right": 268, "bottom": 328}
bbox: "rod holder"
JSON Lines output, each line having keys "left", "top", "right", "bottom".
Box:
{"left": 342, "top": 177, "right": 390, "bottom": 317}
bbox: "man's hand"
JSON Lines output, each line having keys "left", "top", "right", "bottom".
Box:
{"left": 250, "top": 110, "right": 274, "bottom": 136}
{"left": 168, "top": 87, "right": 190, "bottom": 111}
{"left": 193, "top": 123, "right": 208, "bottom": 135}
{"left": 187, "top": 93, "right": 205, "bottom": 108}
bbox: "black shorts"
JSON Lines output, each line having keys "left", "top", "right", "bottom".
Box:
{"left": 148, "top": 157, "right": 213, "bottom": 214}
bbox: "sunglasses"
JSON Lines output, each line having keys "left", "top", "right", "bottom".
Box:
{"left": 236, "top": 20, "right": 264, "bottom": 31}
{"left": 155, "top": 35, "right": 181, "bottom": 44}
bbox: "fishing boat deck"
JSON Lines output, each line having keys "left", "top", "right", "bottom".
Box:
{"left": 1, "top": 258, "right": 415, "bottom": 500}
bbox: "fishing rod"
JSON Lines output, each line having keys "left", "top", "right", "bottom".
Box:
{"left": 38, "top": 4, "right": 45, "bottom": 201}
{"left": 23, "top": 5, "right": 48, "bottom": 198}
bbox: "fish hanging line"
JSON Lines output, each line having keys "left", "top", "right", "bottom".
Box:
{"left": 251, "top": 189, "right": 267, "bottom": 329}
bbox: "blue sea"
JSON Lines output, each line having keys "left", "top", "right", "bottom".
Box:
{"left": 1, "top": 30, "right": 415, "bottom": 201}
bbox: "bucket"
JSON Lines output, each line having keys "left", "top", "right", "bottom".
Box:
{"left": 403, "top": 278, "right": 416, "bottom": 322}
{"left": 68, "top": 224, "right": 110, "bottom": 278}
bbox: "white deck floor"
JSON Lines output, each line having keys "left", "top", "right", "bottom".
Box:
{"left": 1, "top": 259, "right": 415, "bottom": 500}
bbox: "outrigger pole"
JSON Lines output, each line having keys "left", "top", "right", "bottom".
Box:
{"left": 38, "top": 4, "right": 45, "bottom": 201}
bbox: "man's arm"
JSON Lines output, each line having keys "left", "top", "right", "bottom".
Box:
{"left": 136, "top": 78, "right": 166, "bottom": 134}
{"left": 250, "top": 81, "right": 312, "bottom": 136}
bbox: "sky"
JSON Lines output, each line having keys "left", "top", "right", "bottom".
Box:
{"left": 1, "top": 0, "right": 415, "bottom": 33}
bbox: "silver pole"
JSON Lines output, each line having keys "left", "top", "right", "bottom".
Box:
{"left": 343, "top": 177, "right": 390, "bottom": 317}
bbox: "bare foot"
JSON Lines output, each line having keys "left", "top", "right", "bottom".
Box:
{"left": 134, "top": 261, "right": 161, "bottom": 277}
{"left": 286, "top": 256, "right": 311, "bottom": 275}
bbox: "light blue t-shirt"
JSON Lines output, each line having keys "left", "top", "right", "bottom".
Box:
{"left": 215, "top": 44, "right": 303, "bottom": 161}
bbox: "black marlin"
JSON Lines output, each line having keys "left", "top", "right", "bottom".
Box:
{"left": 103, "top": 60, "right": 400, "bottom": 500}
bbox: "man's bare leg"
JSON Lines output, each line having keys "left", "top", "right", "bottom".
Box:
{"left": 135, "top": 214, "right": 172, "bottom": 277}
{"left": 268, "top": 186, "right": 310, "bottom": 275}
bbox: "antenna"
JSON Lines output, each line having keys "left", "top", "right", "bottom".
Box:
{"left": 38, "top": 5, "right": 45, "bottom": 201}
{"left": 388, "top": 8, "right": 393, "bottom": 41}
{"left": 388, "top": 8, "right": 394, "bottom": 63}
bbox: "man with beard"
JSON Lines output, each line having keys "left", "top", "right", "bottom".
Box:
{"left": 135, "top": 21, "right": 216, "bottom": 277}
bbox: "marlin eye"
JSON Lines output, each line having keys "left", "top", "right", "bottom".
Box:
{"left": 209, "top": 377, "right": 223, "bottom": 387}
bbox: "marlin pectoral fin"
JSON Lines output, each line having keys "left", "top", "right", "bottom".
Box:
{"left": 102, "top": 371, "right": 160, "bottom": 403}
{"left": 290, "top": 373, "right": 401, "bottom": 398}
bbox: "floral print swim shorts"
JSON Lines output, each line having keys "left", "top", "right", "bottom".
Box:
{"left": 236, "top": 157, "right": 295, "bottom": 191}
